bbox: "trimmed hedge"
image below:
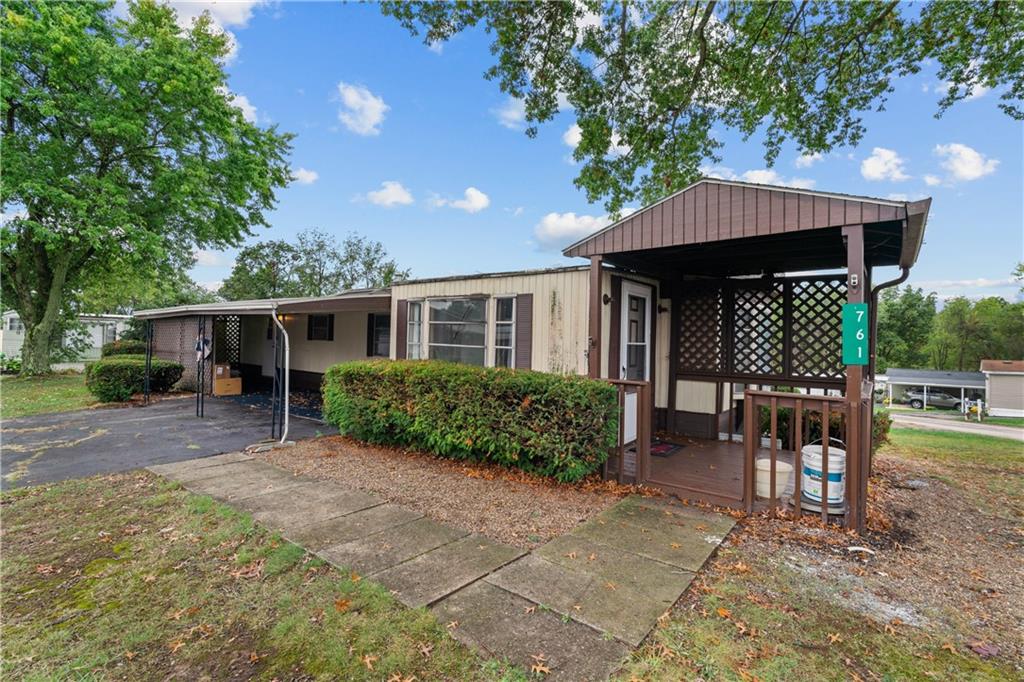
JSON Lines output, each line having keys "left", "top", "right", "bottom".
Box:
{"left": 101, "top": 339, "right": 147, "bottom": 357}
{"left": 85, "top": 356, "right": 184, "bottom": 402}
{"left": 323, "top": 360, "right": 619, "bottom": 483}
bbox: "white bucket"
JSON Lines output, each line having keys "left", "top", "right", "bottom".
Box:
{"left": 755, "top": 459, "right": 793, "bottom": 499}
{"left": 801, "top": 443, "right": 846, "bottom": 504}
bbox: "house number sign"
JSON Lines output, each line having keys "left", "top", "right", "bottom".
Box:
{"left": 842, "top": 302, "right": 869, "bottom": 366}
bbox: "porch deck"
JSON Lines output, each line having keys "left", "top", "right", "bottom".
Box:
{"left": 611, "top": 436, "right": 796, "bottom": 509}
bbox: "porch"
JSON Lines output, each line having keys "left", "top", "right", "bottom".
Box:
{"left": 569, "top": 178, "right": 931, "bottom": 531}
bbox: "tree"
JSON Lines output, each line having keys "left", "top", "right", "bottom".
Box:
{"left": 220, "top": 230, "right": 410, "bottom": 300}
{"left": 219, "top": 241, "right": 302, "bottom": 301}
{"left": 875, "top": 285, "right": 936, "bottom": 370}
{"left": 1, "top": 1, "right": 292, "bottom": 373}
{"left": 382, "top": 1, "right": 1024, "bottom": 212}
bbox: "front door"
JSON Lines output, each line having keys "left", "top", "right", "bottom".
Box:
{"left": 620, "top": 281, "right": 652, "bottom": 444}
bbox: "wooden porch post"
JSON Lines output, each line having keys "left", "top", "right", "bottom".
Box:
{"left": 588, "top": 255, "right": 603, "bottom": 379}
{"left": 843, "top": 224, "right": 866, "bottom": 532}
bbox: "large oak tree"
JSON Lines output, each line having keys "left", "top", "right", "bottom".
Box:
{"left": 1, "top": 0, "right": 292, "bottom": 373}
{"left": 383, "top": 1, "right": 1023, "bottom": 212}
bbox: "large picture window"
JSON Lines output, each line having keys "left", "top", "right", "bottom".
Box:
{"left": 494, "top": 297, "right": 515, "bottom": 368}
{"left": 428, "top": 298, "right": 486, "bottom": 366}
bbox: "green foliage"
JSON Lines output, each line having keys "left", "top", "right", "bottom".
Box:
{"left": 1, "top": 0, "right": 292, "bottom": 374}
{"left": 927, "top": 296, "right": 1024, "bottom": 371}
{"left": 322, "top": 360, "right": 619, "bottom": 483}
{"left": 758, "top": 400, "right": 891, "bottom": 451}
{"left": 382, "top": 1, "right": 1024, "bottom": 212}
{"left": 100, "top": 339, "right": 147, "bottom": 357}
{"left": 876, "top": 286, "right": 937, "bottom": 371}
{"left": 219, "top": 229, "right": 410, "bottom": 301}
{"left": 0, "top": 353, "right": 22, "bottom": 374}
{"left": 85, "top": 356, "right": 182, "bottom": 402}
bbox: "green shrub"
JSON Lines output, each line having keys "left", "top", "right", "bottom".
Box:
{"left": 322, "top": 360, "right": 619, "bottom": 483}
{"left": 101, "top": 339, "right": 147, "bottom": 357}
{"left": 759, "top": 399, "right": 892, "bottom": 451}
{"left": 85, "top": 356, "right": 183, "bottom": 402}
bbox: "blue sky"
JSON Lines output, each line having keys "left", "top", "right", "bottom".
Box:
{"left": 182, "top": 1, "right": 1023, "bottom": 302}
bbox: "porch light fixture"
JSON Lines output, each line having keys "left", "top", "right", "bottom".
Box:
{"left": 602, "top": 293, "right": 614, "bottom": 305}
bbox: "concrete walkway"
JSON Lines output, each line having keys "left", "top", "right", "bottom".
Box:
{"left": 891, "top": 412, "right": 1024, "bottom": 442}
{"left": 148, "top": 454, "right": 735, "bottom": 681}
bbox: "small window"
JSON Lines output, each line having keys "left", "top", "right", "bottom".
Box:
{"left": 407, "top": 301, "right": 423, "bottom": 359}
{"left": 367, "top": 313, "right": 390, "bottom": 357}
{"left": 494, "top": 297, "right": 515, "bottom": 368}
{"left": 307, "top": 314, "right": 334, "bottom": 341}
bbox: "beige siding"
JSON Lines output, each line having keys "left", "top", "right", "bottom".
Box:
{"left": 391, "top": 269, "right": 591, "bottom": 374}
{"left": 987, "top": 374, "right": 1024, "bottom": 414}
{"left": 239, "top": 311, "right": 375, "bottom": 377}
{"left": 676, "top": 379, "right": 718, "bottom": 413}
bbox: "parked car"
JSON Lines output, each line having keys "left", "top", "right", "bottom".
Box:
{"left": 903, "top": 389, "right": 962, "bottom": 411}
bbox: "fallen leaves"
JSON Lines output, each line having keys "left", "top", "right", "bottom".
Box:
{"left": 418, "top": 642, "right": 433, "bottom": 659}
{"left": 168, "top": 640, "right": 186, "bottom": 654}
{"left": 530, "top": 653, "right": 551, "bottom": 675}
{"left": 716, "top": 607, "right": 731, "bottom": 619}
{"left": 827, "top": 633, "right": 843, "bottom": 645}
{"left": 361, "top": 653, "right": 379, "bottom": 670}
{"left": 967, "top": 640, "right": 1000, "bottom": 658}
{"left": 334, "top": 598, "right": 351, "bottom": 613}
{"left": 34, "top": 563, "right": 59, "bottom": 575}
{"left": 229, "top": 558, "right": 265, "bottom": 580}
{"left": 604, "top": 581, "right": 618, "bottom": 591}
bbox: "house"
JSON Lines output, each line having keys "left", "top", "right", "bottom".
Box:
{"left": 0, "top": 311, "right": 131, "bottom": 361}
{"left": 878, "top": 367, "right": 986, "bottom": 409}
{"left": 134, "top": 178, "right": 933, "bottom": 531}
{"left": 980, "top": 360, "right": 1024, "bottom": 417}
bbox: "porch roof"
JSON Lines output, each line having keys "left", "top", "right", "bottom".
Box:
{"left": 134, "top": 287, "right": 391, "bottom": 320}
{"left": 563, "top": 179, "right": 931, "bottom": 277}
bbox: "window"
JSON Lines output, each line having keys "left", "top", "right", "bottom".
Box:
{"left": 306, "top": 314, "right": 334, "bottom": 341}
{"left": 427, "top": 298, "right": 486, "bottom": 366}
{"left": 494, "top": 297, "right": 515, "bottom": 368}
{"left": 367, "top": 313, "right": 390, "bottom": 357}
{"left": 7, "top": 317, "right": 23, "bottom": 333}
{"left": 407, "top": 301, "right": 423, "bottom": 359}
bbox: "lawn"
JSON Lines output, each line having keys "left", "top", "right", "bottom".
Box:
{"left": 981, "top": 416, "right": 1024, "bottom": 428}
{"left": 1, "top": 473, "right": 524, "bottom": 681}
{"left": 1, "top": 373, "right": 98, "bottom": 419}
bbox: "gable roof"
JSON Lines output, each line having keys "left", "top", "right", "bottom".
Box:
{"left": 563, "top": 178, "right": 930, "bottom": 271}
{"left": 980, "top": 359, "right": 1024, "bottom": 374}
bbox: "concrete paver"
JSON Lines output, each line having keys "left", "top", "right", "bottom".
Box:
{"left": 235, "top": 482, "right": 383, "bottom": 534}
{"left": 182, "top": 465, "right": 311, "bottom": 501}
{"left": 315, "top": 515, "right": 461, "bottom": 574}
{"left": 292, "top": 504, "right": 425, "bottom": 553}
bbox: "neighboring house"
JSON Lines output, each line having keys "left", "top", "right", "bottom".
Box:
{"left": 0, "top": 311, "right": 131, "bottom": 360}
{"left": 878, "top": 367, "right": 986, "bottom": 409}
{"left": 135, "top": 178, "right": 933, "bottom": 531}
{"left": 980, "top": 360, "right": 1024, "bottom": 417}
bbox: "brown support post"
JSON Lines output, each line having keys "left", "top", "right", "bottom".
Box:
{"left": 588, "top": 255, "right": 603, "bottom": 379}
{"left": 842, "top": 223, "right": 866, "bottom": 532}
{"left": 743, "top": 393, "right": 755, "bottom": 513}
{"left": 769, "top": 396, "right": 778, "bottom": 513}
{"left": 793, "top": 397, "right": 803, "bottom": 517}
{"left": 667, "top": 281, "right": 681, "bottom": 434}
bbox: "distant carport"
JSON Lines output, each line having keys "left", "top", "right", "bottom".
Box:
{"left": 878, "top": 367, "right": 986, "bottom": 409}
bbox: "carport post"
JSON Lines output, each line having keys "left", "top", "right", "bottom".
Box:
{"left": 923, "top": 385, "right": 928, "bottom": 409}
{"left": 144, "top": 320, "right": 153, "bottom": 405}
{"left": 887, "top": 383, "right": 892, "bottom": 405}
{"left": 271, "top": 306, "right": 289, "bottom": 443}
{"left": 960, "top": 387, "right": 965, "bottom": 413}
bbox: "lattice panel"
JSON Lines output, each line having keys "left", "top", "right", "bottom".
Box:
{"left": 678, "top": 287, "right": 724, "bottom": 373}
{"left": 732, "top": 283, "right": 784, "bottom": 375}
{"left": 214, "top": 315, "right": 241, "bottom": 365}
{"left": 151, "top": 315, "right": 212, "bottom": 393}
{"left": 790, "top": 278, "right": 847, "bottom": 380}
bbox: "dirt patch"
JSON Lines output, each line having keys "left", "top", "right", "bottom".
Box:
{"left": 257, "top": 435, "right": 638, "bottom": 549}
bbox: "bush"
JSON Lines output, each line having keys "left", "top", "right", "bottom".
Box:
{"left": 85, "top": 356, "right": 183, "bottom": 402}
{"left": 101, "top": 339, "right": 147, "bottom": 357}
{"left": 322, "top": 360, "right": 619, "bottom": 483}
{"left": 759, "top": 400, "right": 892, "bottom": 450}
{"left": 0, "top": 353, "right": 21, "bottom": 374}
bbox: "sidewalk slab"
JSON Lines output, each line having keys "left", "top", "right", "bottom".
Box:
{"left": 292, "top": 503, "right": 424, "bottom": 553}
{"left": 182, "top": 466, "right": 311, "bottom": 501}
{"left": 166, "top": 458, "right": 271, "bottom": 484}
{"left": 316, "top": 515, "right": 459, "bottom": 574}
{"left": 371, "top": 534, "right": 525, "bottom": 608}
{"left": 146, "top": 451, "right": 252, "bottom": 477}
{"left": 234, "top": 482, "right": 383, "bottom": 534}
{"left": 433, "top": 580, "right": 629, "bottom": 682}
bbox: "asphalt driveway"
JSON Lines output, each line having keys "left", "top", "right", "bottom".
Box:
{"left": 1, "top": 397, "right": 331, "bottom": 490}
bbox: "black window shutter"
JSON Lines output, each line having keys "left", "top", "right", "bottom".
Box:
{"left": 306, "top": 315, "right": 313, "bottom": 341}
{"left": 366, "top": 313, "right": 374, "bottom": 356}
{"left": 327, "top": 314, "right": 335, "bottom": 341}
{"left": 515, "top": 294, "right": 533, "bottom": 369}
{"left": 395, "top": 300, "right": 408, "bottom": 359}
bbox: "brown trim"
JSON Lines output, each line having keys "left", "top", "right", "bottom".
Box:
{"left": 608, "top": 276, "right": 622, "bottom": 380}
{"left": 395, "top": 299, "right": 408, "bottom": 359}
{"left": 588, "top": 256, "right": 603, "bottom": 378}
{"left": 514, "top": 293, "right": 533, "bottom": 369}
{"left": 667, "top": 281, "right": 682, "bottom": 433}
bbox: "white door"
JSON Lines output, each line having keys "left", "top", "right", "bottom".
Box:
{"left": 620, "top": 282, "right": 652, "bottom": 444}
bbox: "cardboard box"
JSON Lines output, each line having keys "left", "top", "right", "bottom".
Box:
{"left": 213, "top": 377, "right": 242, "bottom": 396}
{"left": 214, "top": 363, "right": 231, "bottom": 378}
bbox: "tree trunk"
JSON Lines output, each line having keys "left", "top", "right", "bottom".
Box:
{"left": 18, "top": 251, "right": 72, "bottom": 376}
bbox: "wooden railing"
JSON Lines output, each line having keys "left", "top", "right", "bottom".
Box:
{"left": 604, "top": 379, "right": 652, "bottom": 484}
{"left": 743, "top": 389, "right": 869, "bottom": 528}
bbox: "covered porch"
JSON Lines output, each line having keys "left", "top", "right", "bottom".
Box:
{"left": 568, "top": 178, "right": 931, "bottom": 531}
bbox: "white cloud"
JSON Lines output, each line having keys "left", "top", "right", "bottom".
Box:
{"left": 228, "top": 92, "right": 257, "bottom": 123}
{"left": 427, "top": 40, "right": 443, "bottom": 54}
{"left": 166, "top": 1, "right": 270, "bottom": 62}
{"left": 512, "top": 206, "right": 524, "bottom": 217}
{"left": 291, "top": 167, "right": 318, "bottom": 185}
{"left": 794, "top": 152, "right": 823, "bottom": 169}
{"left": 365, "top": 180, "right": 414, "bottom": 207}
{"left": 534, "top": 212, "right": 612, "bottom": 249}
{"left": 336, "top": 83, "right": 389, "bottom": 136}
{"left": 915, "top": 277, "right": 1014, "bottom": 290}
{"left": 493, "top": 97, "right": 526, "bottom": 130}
{"left": 702, "top": 166, "right": 815, "bottom": 189}
{"left": 933, "top": 143, "right": 999, "bottom": 182}
{"left": 886, "top": 192, "right": 928, "bottom": 202}
{"left": 563, "top": 123, "right": 582, "bottom": 148}
{"left": 432, "top": 187, "right": 491, "bottom": 213}
{"left": 193, "top": 248, "right": 227, "bottom": 267}
{"left": 860, "top": 147, "right": 910, "bottom": 182}
{"left": 923, "top": 174, "right": 942, "bottom": 186}
{"left": 198, "top": 280, "right": 224, "bottom": 292}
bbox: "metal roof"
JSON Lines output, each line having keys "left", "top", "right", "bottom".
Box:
{"left": 133, "top": 287, "right": 391, "bottom": 320}
{"left": 980, "top": 359, "right": 1024, "bottom": 374}
{"left": 880, "top": 368, "right": 986, "bottom": 388}
{"left": 393, "top": 264, "right": 590, "bottom": 287}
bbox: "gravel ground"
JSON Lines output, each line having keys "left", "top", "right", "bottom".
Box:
{"left": 257, "top": 435, "right": 628, "bottom": 549}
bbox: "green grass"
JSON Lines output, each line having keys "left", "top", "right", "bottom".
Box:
{"left": 980, "top": 416, "right": 1024, "bottom": 428}
{"left": 0, "top": 372, "right": 98, "bottom": 419}
{"left": 1, "top": 473, "right": 526, "bottom": 681}
{"left": 616, "top": 548, "right": 1014, "bottom": 682}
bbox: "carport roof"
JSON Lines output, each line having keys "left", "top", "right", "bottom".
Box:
{"left": 880, "top": 368, "right": 986, "bottom": 389}
{"left": 134, "top": 287, "right": 391, "bottom": 319}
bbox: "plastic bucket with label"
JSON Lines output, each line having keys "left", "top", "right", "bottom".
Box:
{"left": 801, "top": 440, "right": 846, "bottom": 505}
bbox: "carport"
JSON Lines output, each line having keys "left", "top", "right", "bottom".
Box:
{"left": 879, "top": 367, "right": 986, "bottom": 409}
{"left": 134, "top": 288, "right": 391, "bottom": 442}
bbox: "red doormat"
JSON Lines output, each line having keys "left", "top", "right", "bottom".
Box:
{"left": 650, "top": 440, "right": 683, "bottom": 458}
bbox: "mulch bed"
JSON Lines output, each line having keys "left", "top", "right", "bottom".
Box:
{"left": 256, "top": 435, "right": 643, "bottom": 549}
